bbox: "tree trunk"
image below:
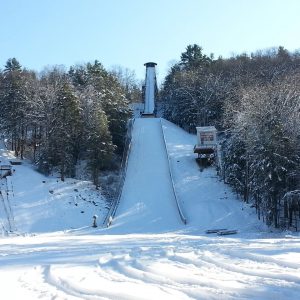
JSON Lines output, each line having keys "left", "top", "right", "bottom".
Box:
{"left": 33, "top": 125, "right": 37, "bottom": 162}
{"left": 20, "top": 124, "right": 25, "bottom": 159}
{"left": 61, "top": 158, "right": 65, "bottom": 181}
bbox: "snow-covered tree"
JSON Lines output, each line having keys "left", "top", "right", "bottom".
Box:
{"left": 227, "top": 76, "right": 300, "bottom": 226}
{"left": 0, "top": 58, "right": 38, "bottom": 158}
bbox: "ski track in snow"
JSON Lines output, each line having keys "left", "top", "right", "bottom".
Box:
{"left": 1, "top": 234, "right": 300, "bottom": 299}
{"left": 1, "top": 119, "right": 300, "bottom": 299}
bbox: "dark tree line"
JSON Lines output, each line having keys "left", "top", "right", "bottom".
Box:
{"left": 161, "top": 44, "right": 300, "bottom": 229}
{"left": 0, "top": 58, "right": 134, "bottom": 187}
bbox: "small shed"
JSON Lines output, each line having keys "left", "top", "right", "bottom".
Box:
{"left": 194, "top": 126, "right": 217, "bottom": 158}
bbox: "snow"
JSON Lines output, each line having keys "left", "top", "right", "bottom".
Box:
{"left": 161, "top": 119, "right": 263, "bottom": 234}
{"left": 110, "top": 118, "right": 181, "bottom": 233}
{"left": 1, "top": 119, "right": 300, "bottom": 299}
{"left": 0, "top": 141, "right": 107, "bottom": 234}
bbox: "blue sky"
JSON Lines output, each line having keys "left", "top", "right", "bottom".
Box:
{"left": 1, "top": 0, "right": 299, "bottom": 82}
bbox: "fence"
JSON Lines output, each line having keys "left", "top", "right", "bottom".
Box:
{"left": 103, "top": 118, "right": 135, "bottom": 227}
{"left": 159, "top": 118, "right": 187, "bottom": 224}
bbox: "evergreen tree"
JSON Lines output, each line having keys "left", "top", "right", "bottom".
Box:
{"left": 0, "top": 58, "right": 33, "bottom": 158}
{"left": 48, "top": 81, "right": 82, "bottom": 180}
{"left": 4, "top": 58, "right": 22, "bottom": 72}
{"left": 222, "top": 133, "right": 249, "bottom": 201}
{"left": 85, "top": 61, "right": 131, "bottom": 153}
{"left": 180, "top": 44, "right": 211, "bottom": 69}
{"left": 86, "top": 106, "right": 115, "bottom": 188}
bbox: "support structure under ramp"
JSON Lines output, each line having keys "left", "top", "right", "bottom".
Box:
{"left": 142, "top": 62, "right": 157, "bottom": 117}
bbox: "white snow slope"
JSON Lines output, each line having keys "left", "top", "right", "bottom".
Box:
{"left": 111, "top": 118, "right": 181, "bottom": 233}
{"left": 1, "top": 118, "right": 300, "bottom": 300}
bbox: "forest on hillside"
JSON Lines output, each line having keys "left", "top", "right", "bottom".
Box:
{"left": 161, "top": 45, "right": 300, "bottom": 229}
{"left": 0, "top": 59, "right": 140, "bottom": 187}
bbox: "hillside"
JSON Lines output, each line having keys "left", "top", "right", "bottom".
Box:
{"left": 0, "top": 141, "right": 107, "bottom": 234}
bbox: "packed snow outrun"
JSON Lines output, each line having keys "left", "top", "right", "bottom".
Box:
{"left": 1, "top": 118, "right": 300, "bottom": 300}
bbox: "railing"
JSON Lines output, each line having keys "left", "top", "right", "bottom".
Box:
{"left": 159, "top": 118, "right": 187, "bottom": 224}
{"left": 0, "top": 177, "right": 15, "bottom": 232}
{"left": 103, "top": 118, "right": 135, "bottom": 227}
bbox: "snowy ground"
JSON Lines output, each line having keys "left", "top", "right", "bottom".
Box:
{"left": 0, "top": 141, "right": 107, "bottom": 234}
{"left": 161, "top": 119, "right": 264, "bottom": 235}
{"left": 1, "top": 232, "right": 300, "bottom": 300}
{"left": 1, "top": 119, "right": 300, "bottom": 300}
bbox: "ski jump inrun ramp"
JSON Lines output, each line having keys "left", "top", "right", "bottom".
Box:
{"left": 111, "top": 118, "right": 184, "bottom": 233}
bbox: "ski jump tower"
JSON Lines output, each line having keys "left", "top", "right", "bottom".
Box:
{"left": 142, "top": 62, "right": 157, "bottom": 117}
